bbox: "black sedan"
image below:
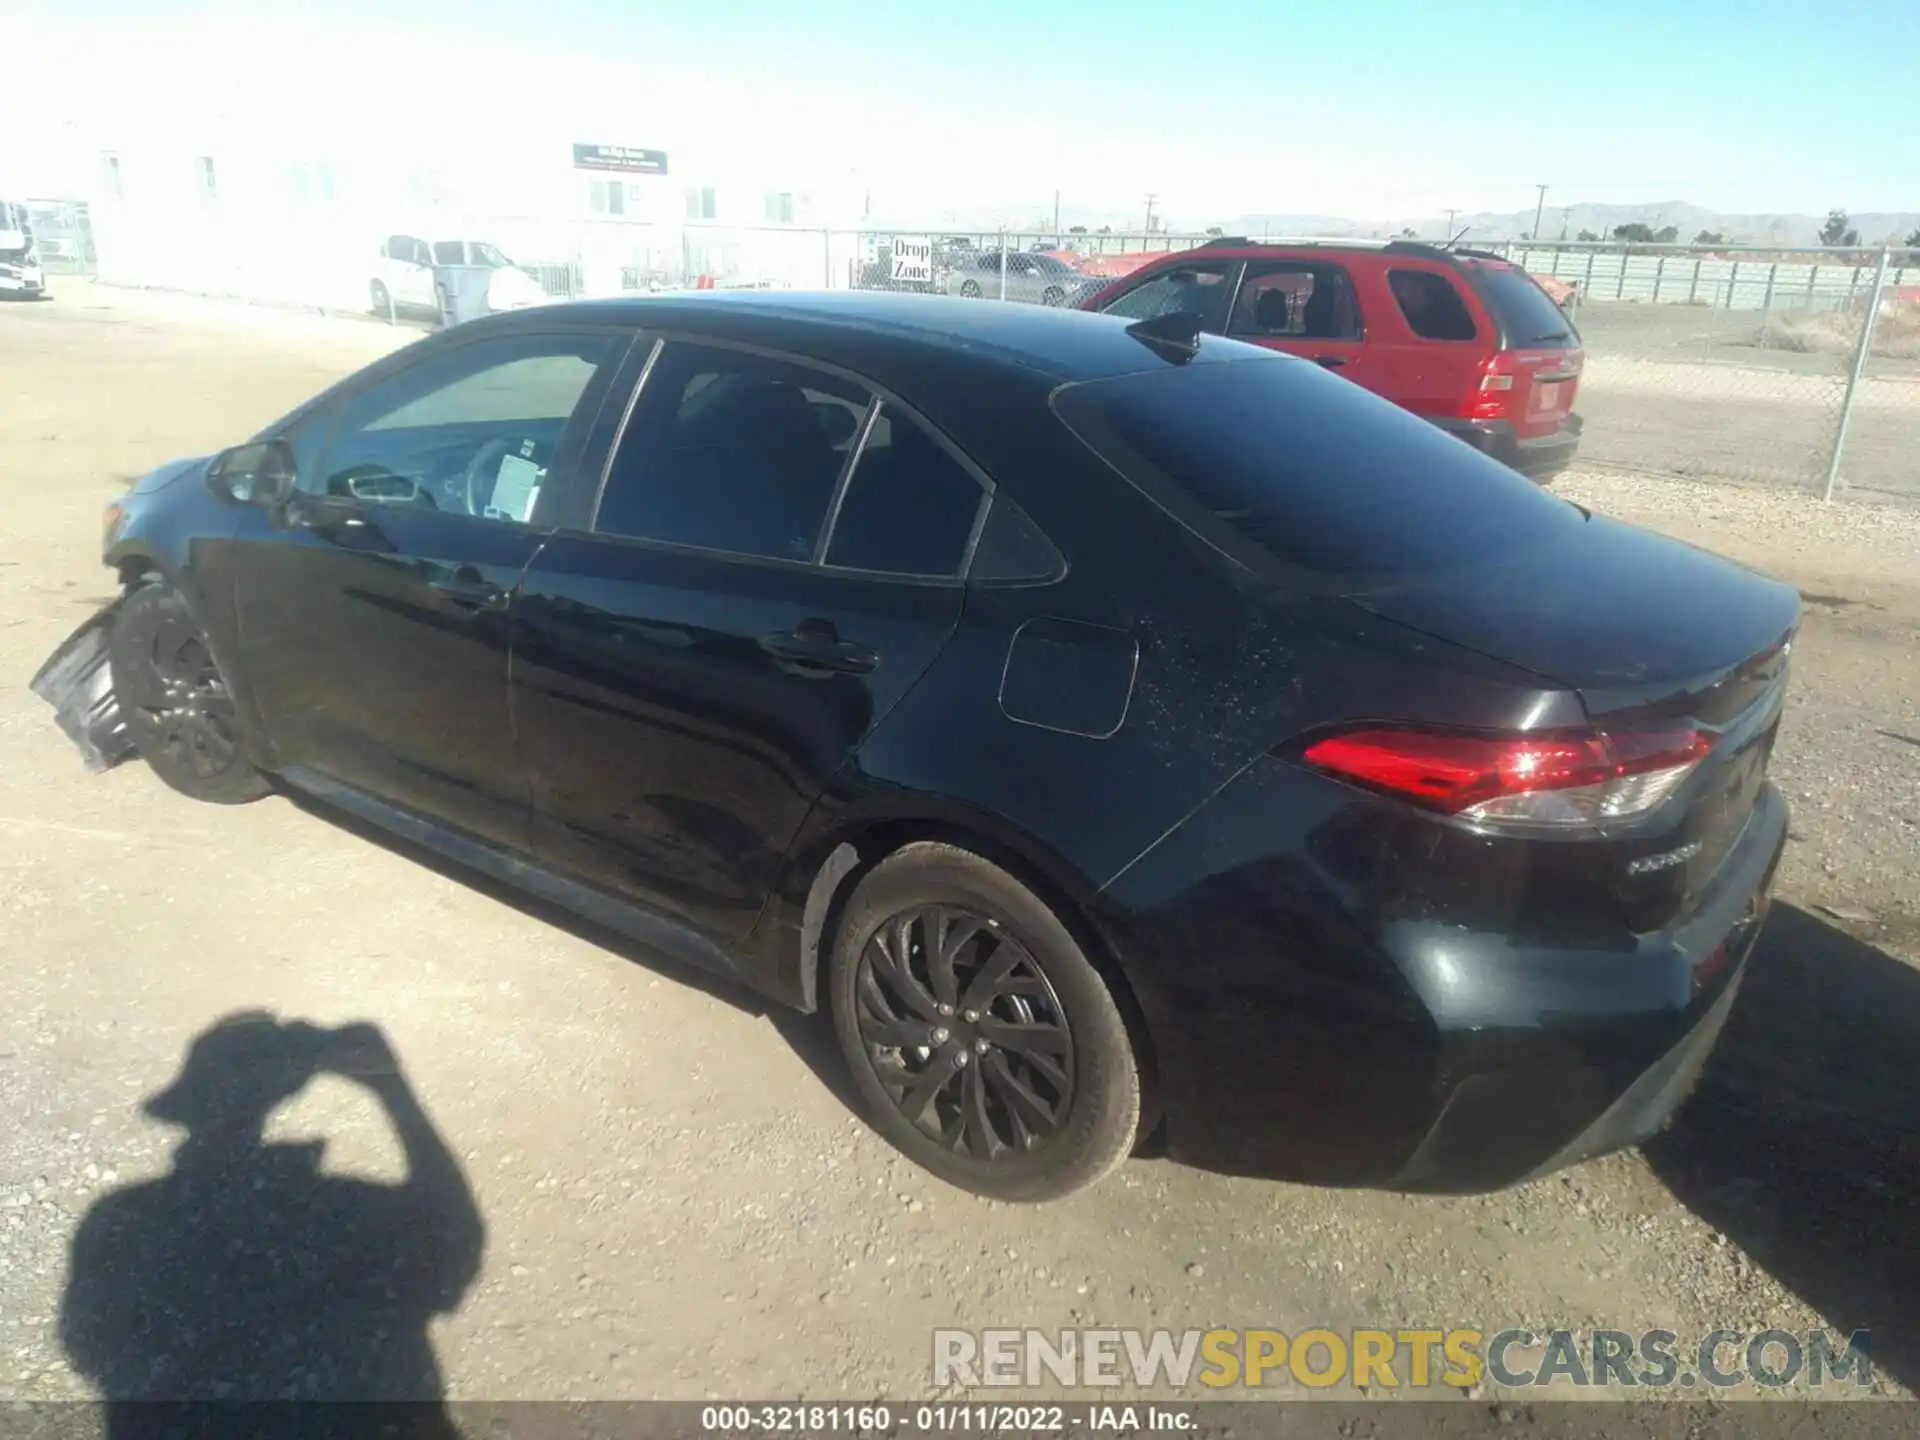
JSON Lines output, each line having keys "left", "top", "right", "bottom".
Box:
{"left": 34, "top": 292, "right": 1795, "bottom": 1201}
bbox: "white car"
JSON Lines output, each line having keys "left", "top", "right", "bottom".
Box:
{"left": 372, "top": 234, "right": 550, "bottom": 320}
{"left": 0, "top": 201, "right": 47, "bottom": 299}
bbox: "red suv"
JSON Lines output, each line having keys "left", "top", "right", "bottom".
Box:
{"left": 1082, "top": 239, "right": 1584, "bottom": 481}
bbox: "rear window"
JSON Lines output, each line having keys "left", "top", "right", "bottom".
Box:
{"left": 1387, "top": 269, "right": 1478, "bottom": 341}
{"left": 1052, "top": 354, "right": 1581, "bottom": 585}
{"left": 1467, "top": 263, "right": 1581, "bottom": 348}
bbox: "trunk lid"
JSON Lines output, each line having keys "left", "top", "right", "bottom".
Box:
{"left": 1351, "top": 513, "right": 1798, "bottom": 923}
{"left": 1348, "top": 512, "right": 1798, "bottom": 714}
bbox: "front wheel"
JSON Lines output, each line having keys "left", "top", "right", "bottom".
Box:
{"left": 828, "top": 842, "right": 1140, "bottom": 1201}
{"left": 1041, "top": 285, "right": 1065, "bottom": 307}
{"left": 109, "top": 583, "right": 271, "bottom": 804}
{"left": 959, "top": 279, "right": 981, "bottom": 298}
{"left": 371, "top": 280, "right": 394, "bottom": 321}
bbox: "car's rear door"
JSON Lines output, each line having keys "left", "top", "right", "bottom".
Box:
{"left": 229, "top": 324, "right": 634, "bottom": 850}
{"left": 1367, "top": 261, "right": 1498, "bottom": 423}
{"left": 1222, "top": 257, "right": 1375, "bottom": 388}
{"left": 511, "top": 337, "right": 987, "bottom": 941}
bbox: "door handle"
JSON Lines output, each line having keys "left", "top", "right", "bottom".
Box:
{"left": 1316, "top": 356, "right": 1349, "bottom": 369}
{"left": 428, "top": 568, "right": 509, "bottom": 612}
{"left": 759, "top": 622, "right": 878, "bottom": 675}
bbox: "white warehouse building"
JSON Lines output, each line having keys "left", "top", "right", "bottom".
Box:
{"left": 10, "top": 25, "right": 882, "bottom": 313}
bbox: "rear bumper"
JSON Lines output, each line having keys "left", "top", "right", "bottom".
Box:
{"left": 1434, "top": 414, "right": 1582, "bottom": 481}
{"left": 1101, "top": 758, "right": 1787, "bottom": 1192}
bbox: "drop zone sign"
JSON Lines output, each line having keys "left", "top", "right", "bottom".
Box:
{"left": 891, "top": 236, "right": 932, "bottom": 284}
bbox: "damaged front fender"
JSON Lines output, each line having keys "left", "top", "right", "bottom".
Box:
{"left": 29, "top": 600, "right": 137, "bottom": 773}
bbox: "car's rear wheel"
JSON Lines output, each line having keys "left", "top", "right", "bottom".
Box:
{"left": 1042, "top": 285, "right": 1065, "bottom": 307}
{"left": 960, "top": 279, "right": 981, "bottom": 298}
{"left": 371, "top": 280, "right": 393, "bottom": 321}
{"left": 109, "top": 583, "right": 270, "bottom": 805}
{"left": 828, "top": 842, "right": 1140, "bottom": 1201}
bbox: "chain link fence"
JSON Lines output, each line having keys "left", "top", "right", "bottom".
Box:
{"left": 437, "top": 221, "right": 1920, "bottom": 502}
{"left": 1484, "top": 242, "right": 1920, "bottom": 499}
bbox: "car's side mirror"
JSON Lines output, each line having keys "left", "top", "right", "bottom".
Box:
{"left": 207, "top": 440, "right": 297, "bottom": 505}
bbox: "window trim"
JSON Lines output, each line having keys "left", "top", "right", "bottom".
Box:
{"left": 577, "top": 330, "right": 996, "bottom": 586}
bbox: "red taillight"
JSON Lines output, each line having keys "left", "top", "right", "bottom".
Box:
{"left": 1300, "top": 727, "right": 1712, "bottom": 829}
{"left": 1467, "top": 352, "right": 1519, "bottom": 421}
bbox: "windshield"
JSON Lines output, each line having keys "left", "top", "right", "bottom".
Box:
{"left": 1467, "top": 262, "right": 1581, "bottom": 347}
{"left": 1052, "top": 353, "right": 1582, "bottom": 586}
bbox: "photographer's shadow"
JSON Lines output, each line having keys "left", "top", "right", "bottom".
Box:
{"left": 59, "top": 1012, "right": 483, "bottom": 1430}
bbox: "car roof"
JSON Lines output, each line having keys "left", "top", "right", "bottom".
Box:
{"left": 495, "top": 289, "right": 1211, "bottom": 384}
{"left": 1133, "top": 237, "right": 1521, "bottom": 269}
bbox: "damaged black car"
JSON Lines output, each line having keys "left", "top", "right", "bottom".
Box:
{"left": 37, "top": 292, "right": 1795, "bottom": 1201}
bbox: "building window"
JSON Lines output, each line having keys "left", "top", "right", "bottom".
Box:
{"left": 764, "top": 192, "right": 797, "bottom": 225}
{"left": 196, "top": 156, "right": 218, "bottom": 200}
{"left": 100, "top": 154, "right": 123, "bottom": 199}
{"left": 588, "top": 179, "right": 626, "bottom": 216}
{"left": 292, "top": 162, "right": 338, "bottom": 204}
{"left": 686, "top": 186, "right": 717, "bottom": 221}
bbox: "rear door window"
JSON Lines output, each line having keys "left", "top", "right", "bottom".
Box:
{"left": 1051, "top": 354, "right": 1580, "bottom": 586}
{"left": 593, "top": 342, "right": 871, "bottom": 562}
{"left": 1097, "top": 261, "right": 1237, "bottom": 334}
{"left": 1387, "top": 269, "right": 1478, "bottom": 341}
{"left": 1228, "top": 262, "right": 1362, "bottom": 340}
{"left": 823, "top": 405, "right": 987, "bottom": 578}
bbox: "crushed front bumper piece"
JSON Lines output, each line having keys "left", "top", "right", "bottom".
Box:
{"left": 30, "top": 601, "right": 137, "bottom": 773}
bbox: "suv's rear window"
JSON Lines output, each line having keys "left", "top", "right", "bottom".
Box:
{"left": 1467, "top": 263, "right": 1580, "bottom": 348}
{"left": 1052, "top": 354, "right": 1580, "bottom": 585}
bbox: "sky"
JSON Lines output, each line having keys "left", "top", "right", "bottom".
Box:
{"left": 5, "top": 0, "right": 1918, "bottom": 225}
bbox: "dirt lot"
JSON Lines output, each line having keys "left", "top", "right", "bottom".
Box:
{"left": 2, "top": 285, "right": 1917, "bottom": 1410}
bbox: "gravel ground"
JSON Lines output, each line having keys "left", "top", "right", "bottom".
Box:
{"left": 1, "top": 287, "right": 1915, "bottom": 1414}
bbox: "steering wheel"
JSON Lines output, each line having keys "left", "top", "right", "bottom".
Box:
{"left": 461, "top": 436, "right": 521, "bottom": 519}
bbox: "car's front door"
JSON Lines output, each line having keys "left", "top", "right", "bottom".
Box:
{"left": 511, "top": 338, "right": 987, "bottom": 942}
{"left": 229, "top": 326, "right": 633, "bottom": 849}
{"left": 1093, "top": 258, "right": 1241, "bottom": 333}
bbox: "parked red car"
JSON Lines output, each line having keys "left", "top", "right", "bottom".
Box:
{"left": 1082, "top": 239, "right": 1584, "bottom": 481}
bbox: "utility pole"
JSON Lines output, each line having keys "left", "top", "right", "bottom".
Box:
{"left": 1053, "top": 189, "right": 1061, "bottom": 245}
{"left": 1143, "top": 193, "right": 1157, "bottom": 237}
{"left": 1531, "top": 184, "right": 1549, "bottom": 240}
{"left": 1444, "top": 208, "right": 1458, "bottom": 239}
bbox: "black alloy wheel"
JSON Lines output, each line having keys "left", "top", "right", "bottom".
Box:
{"left": 109, "top": 584, "right": 270, "bottom": 804}
{"left": 854, "top": 903, "right": 1075, "bottom": 1160}
{"left": 829, "top": 842, "right": 1139, "bottom": 1200}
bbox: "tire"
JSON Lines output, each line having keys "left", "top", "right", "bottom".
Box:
{"left": 828, "top": 841, "right": 1140, "bottom": 1201}
{"left": 108, "top": 583, "right": 271, "bottom": 805}
{"left": 371, "top": 280, "right": 393, "bottom": 321}
{"left": 1041, "top": 285, "right": 1065, "bottom": 307}
{"left": 959, "top": 279, "right": 981, "bottom": 299}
